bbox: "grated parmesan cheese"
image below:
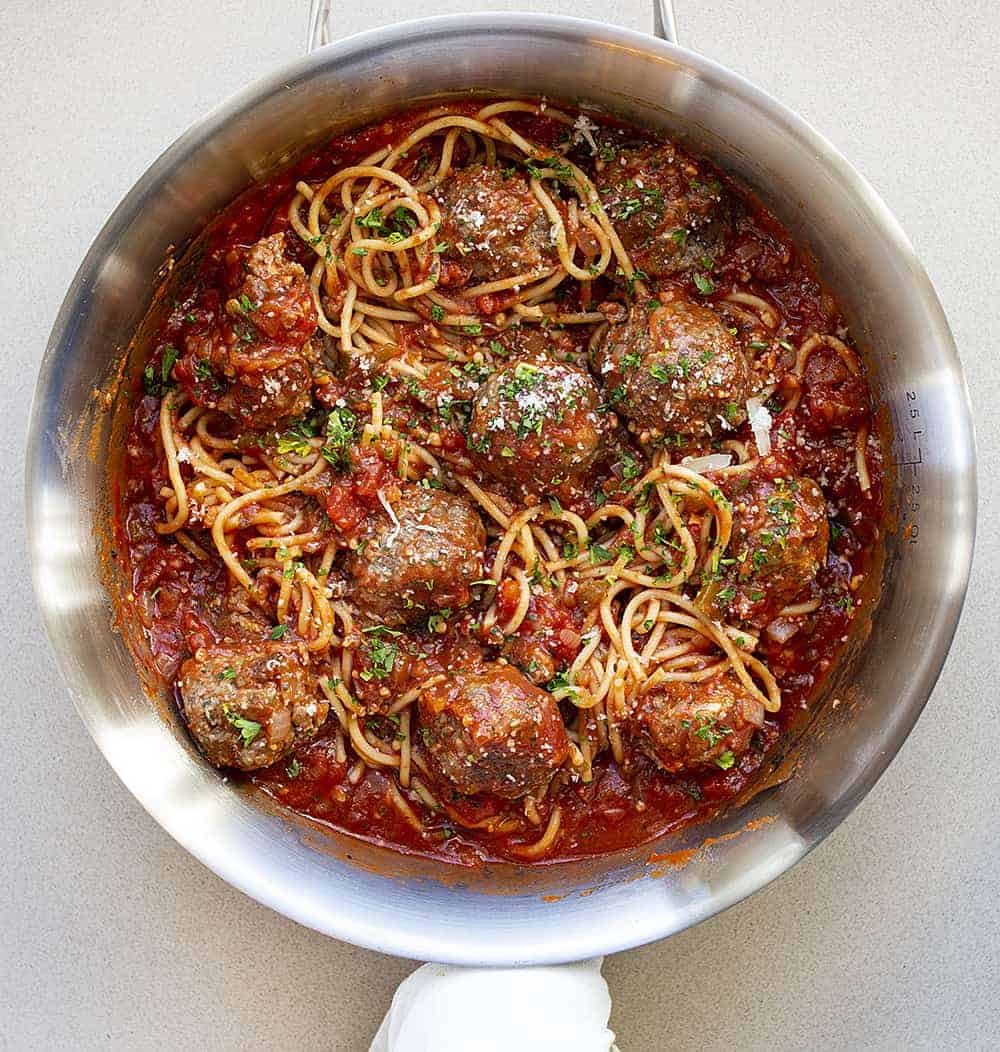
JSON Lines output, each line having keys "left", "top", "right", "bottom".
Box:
{"left": 746, "top": 395, "right": 773, "bottom": 455}
{"left": 377, "top": 489, "right": 401, "bottom": 544}
{"left": 681, "top": 453, "right": 733, "bottom": 473}
{"left": 572, "top": 114, "right": 600, "bottom": 154}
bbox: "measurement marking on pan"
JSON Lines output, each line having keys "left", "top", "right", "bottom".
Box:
{"left": 900, "top": 390, "right": 922, "bottom": 543}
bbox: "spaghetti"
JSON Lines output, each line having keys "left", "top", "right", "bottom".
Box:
{"left": 120, "top": 98, "right": 883, "bottom": 865}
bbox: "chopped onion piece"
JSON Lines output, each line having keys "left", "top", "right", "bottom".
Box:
{"left": 746, "top": 395, "right": 774, "bottom": 456}
{"left": 766, "top": 618, "right": 800, "bottom": 644}
{"left": 681, "top": 453, "right": 733, "bottom": 473}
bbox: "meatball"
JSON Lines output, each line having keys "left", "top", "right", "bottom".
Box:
{"left": 178, "top": 643, "right": 328, "bottom": 771}
{"left": 179, "top": 233, "right": 318, "bottom": 430}
{"left": 468, "top": 357, "right": 605, "bottom": 490}
{"left": 347, "top": 486, "right": 486, "bottom": 626}
{"left": 433, "top": 165, "right": 559, "bottom": 285}
{"left": 234, "top": 234, "right": 318, "bottom": 344}
{"left": 802, "top": 345, "right": 869, "bottom": 434}
{"left": 723, "top": 474, "right": 829, "bottom": 626}
{"left": 216, "top": 351, "right": 314, "bottom": 430}
{"left": 629, "top": 672, "right": 764, "bottom": 773}
{"left": 596, "top": 143, "right": 735, "bottom": 278}
{"left": 593, "top": 297, "right": 750, "bottom": 438}
{"left": 418, "top": 664, "right": 569, "bottom": 798}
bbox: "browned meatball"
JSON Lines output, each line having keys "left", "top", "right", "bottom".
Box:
{"left": 629, "top": 672, "right": 764, "bottom": 773}
{"left": 178, "top": 643, "right": 328, "bottom": 771}
{"left": 468, "top": 357, "right": 605, "bottom": 490}
{"left": 179, "top": 233, "right": 318, "bottom": 430}
{"left": 418, "top": 664, "right": 569, "bottom": 798}
{"left": 347, "top": 486, "right": 486, "bottom": 626}
{"left": 723, "top": 474, "right": 829, "bottom": 626}
{"left": 802, "top": 345, "right": 869, "bottom": 434}
{"left": 216, "top": 351, "right": 313, "bottom": 430}
{"left": 597, "top": 143, "right": 735, "bottom": 278}
{"left": 593, "top": 297, "right": 750, "bottom": 438}
{"left": 433, "top": 165, "right": 559, "bottom": 285}
{"left": 234, "top": 234, "right": 319, "bottom": 344}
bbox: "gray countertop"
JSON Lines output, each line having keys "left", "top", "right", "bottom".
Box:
{"left": 2, "top": 1, "right": 997, "bottom": 1048}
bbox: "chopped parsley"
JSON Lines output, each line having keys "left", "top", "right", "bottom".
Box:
{"left": 613, "top": 187, "right": 665, "bottom": 227}
{"left": 693, "top": 272, "right": 716, "bottom": 296}
{"left": 625, "top": 268, "right": 649, "bottom": 297}
{"left": 525, "top": 156, "right": 575, "bottom": 182}
{"left": 546, "top": 671, "right": 578, "bottom": 697}
{"left": 360, "top": 637, "right": 398, "bottom": 681}
{"left": 276, "top": 431, "right": 312, "bottom": 455}
{"left": 193, "top": 359, "right": 215, "bottom": 383}
{"left": 321, "top": 406, "right": 358, "bottom": 472}
{"left": 692, "top": 716, "right": 731, "bottom": 747}
{"left": 599, "top": 385, "right": 626, "bottom": 410}
{"left": 224, "top": 708, "right": 262, "bottom": 748}
{"left": 649, "top": 362, "right": 673, "bottom": 383}
{"left": 621, "top": 453, "right": 641, "bottom": 480}
{"left": 362, "top": 624, "right": 403, "bottom": 637}
{"left": 143, "top": 345, "right": 179, "bottom": 397}
{"left": 358, "top": 207, "right": 386, "bottom": 232}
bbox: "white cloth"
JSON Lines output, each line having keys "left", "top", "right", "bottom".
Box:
{"left": 368, "top": 958, "right": 618, "bottom": 1052}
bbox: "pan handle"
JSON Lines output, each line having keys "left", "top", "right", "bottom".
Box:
{"left": 653, "top": 0, "right": 679, "bottom": 42}
{"left": 306, "top": 0, "right": 330, "bottom": 51}
{"left": 306, "top": 1, "right": 678, "bottom": 52}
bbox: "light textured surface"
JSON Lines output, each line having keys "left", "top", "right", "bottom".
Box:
{"left": 1, "top": 1, "right": 997, "bottom": 1049}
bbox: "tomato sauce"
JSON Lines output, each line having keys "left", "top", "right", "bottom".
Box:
{"left": 118, "top": 102, "right": 884, "bottom": 866}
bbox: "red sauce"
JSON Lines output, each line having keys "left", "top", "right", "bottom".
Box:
{"left": 118, "top": 102, "right": 884, "bottom": 866}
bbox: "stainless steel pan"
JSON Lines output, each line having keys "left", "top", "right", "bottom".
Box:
{"left": 26, "top": 4, "right": 976, "bottom": 964}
